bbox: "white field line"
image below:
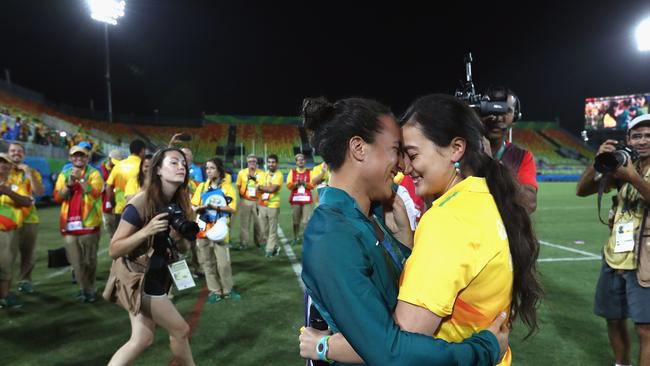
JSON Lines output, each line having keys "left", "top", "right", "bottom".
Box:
{"left": 277, "top": 226, "right": 305, "bottom": 291}
{"left": 539, "top": 240, "right": 600, "bottom": 258}
{"left": 538, "top": 257, "right": 601, "bottom": 263}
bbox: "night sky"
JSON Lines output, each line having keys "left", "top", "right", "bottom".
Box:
{"left": 2, "top": 0, "right": 650, "bottom": 134}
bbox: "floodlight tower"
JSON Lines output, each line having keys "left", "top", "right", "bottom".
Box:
{"left": 637, "top": 16, "right": 650, "bottom": 52}
{"left": 86, "top": 0, "right": 125, "bottom": 123}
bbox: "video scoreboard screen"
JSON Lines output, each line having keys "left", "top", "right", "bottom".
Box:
{"left": 585, "top": 94, "right": 649, "bottom": 130}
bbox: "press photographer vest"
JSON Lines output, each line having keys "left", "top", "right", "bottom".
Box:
{"left": 605, "top": 163, "right": 650, "bottom": 270}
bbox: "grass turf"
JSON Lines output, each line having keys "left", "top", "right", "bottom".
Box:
{"left": 0, "top": 182, "right": 638, "bottom": 365}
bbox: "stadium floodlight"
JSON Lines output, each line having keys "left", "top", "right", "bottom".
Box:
{"left": 636, "top": 16, "right": 650, "bottom": 52}
{"left": 86, "top": 0, "right": 125, "bottom": 123}
{"left": 86, "top": 0, "right": 125, "bottom": 25}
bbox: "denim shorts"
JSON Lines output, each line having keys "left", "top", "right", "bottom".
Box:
{"left": 594, "top": 259, "right": 650, "bottom": 323}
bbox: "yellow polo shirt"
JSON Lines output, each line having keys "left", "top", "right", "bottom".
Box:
{"left": 106, "top": 155, "right": 141, "bottom": 214}
{"left": 10, "top": 167, "right": 41, "bottom": 224}
{"left": 259, "top": 170, "right": 283, "bottom": 208}
{"left": 124, "top": 176, "right": 141, "bottom": 200}
{"left": 398, "top": 176, "right": 513, "bottom": 365}
{"left": 236, "top": 168, "right": 265, "bottom": 201}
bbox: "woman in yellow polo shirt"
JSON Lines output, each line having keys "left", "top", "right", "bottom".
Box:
{"left": 124, "top": 154, "right": 152, "bottom": 203}
{"left": 392, "top": 94, "right": 541, "bottom": 365}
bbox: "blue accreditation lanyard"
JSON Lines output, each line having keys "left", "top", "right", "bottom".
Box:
{"left": 371, "top": 214, "right": 406, "bottom": 272}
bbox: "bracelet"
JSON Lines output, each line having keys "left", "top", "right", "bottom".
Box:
{"left": 316, "top": 335, "right": 333, "bottom": 363}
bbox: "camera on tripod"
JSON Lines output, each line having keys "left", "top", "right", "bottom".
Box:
{"left": 594, "top": 143, "right": 639, "bottom": 174}
{"left": 454, "top": 52, "right": 508, "bottom": 117}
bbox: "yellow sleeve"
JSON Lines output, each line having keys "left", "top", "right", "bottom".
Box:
{"left": 272, "top": 170, "right": 284, "bottom": 186}
{"left": 397, "top": 211, "right": 491, "bottom": 317}
{"left": 224, "top": 184, "right": 237, "bottom": 212}
{"left": 124, "top": 177, "right": 138, "bottom": 198}
{"left": 191, "top": 182, "right": 204, "bottom": 206}
{"left": 53, "top": 173, "right": 66, "bottom": 203}
{"left": 33, "top": 170, "right": 43, "bottom": 186}
{"left": 88, "top": 170, "right": 104, "bottom": 199}
{"left": 106, "top": 166, "right": 117, "bottom": 185}
{"left": 235, "top": 170, "right": 244, "bottom": 188}
{"left": 286, "top": 169, "right": 294, "bottom": 189}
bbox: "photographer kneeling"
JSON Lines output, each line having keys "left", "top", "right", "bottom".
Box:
{"left": 576, "top": 114, "right": 650, "bottom": 366}
{"left": 107, "top": 148, "right": 196, "bottom": 366}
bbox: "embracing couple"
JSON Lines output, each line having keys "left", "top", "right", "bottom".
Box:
{"left": 299, "top": 94, "right": 541, "bottom": 365}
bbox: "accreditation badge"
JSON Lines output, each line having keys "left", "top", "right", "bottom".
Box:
{"left": 167, "top": 259, "right": 196, "bottom": 290}
{"left": 614, "top": 219, "right": 635, "bottom": 253}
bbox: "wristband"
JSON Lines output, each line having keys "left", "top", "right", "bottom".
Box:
{"left": 316, "top": 335, "right": 333, "bottom": 363}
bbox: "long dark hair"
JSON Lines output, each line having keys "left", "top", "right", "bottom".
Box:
{"left": 142, "top": 148, "right": 193, "bottom": 223}
{"left": 302, "top": 97, "right": 392, "bottom": 171}
{"left": 137, "top": 154, "right": 153, "bottom": 188}
{"left": 401, "top": 94, "right": 542, "bottom": 338}
{"left": 205, "top": 156, "right": 225, "bottom": 185}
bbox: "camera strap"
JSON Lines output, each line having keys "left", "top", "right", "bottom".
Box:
{"left": 597, "top": 174, "right": 611, "bottom": 226}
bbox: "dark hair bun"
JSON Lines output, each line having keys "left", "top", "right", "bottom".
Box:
{"left": 302, "top": 97, "right": 335, "bottom": 131}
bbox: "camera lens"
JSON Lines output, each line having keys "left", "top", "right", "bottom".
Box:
{"left": 594, "top": 151, "right": 628, "bottom": 174}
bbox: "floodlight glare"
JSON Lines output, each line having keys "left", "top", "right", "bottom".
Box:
{"left": 87, "top": 0, "right": 125, "bottom": 25}
{"left": 636, "top": 17, "right": 650, "bottom": 52}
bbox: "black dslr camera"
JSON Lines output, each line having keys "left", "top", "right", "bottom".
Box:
{"left": 594, "top": 143, "right": 639, "bottom": 174}
{"left": 160, "top": 203, "right": 200, "bottom": 241}
{"left": 455, "top": 53, "right": 508, "bottom": 117}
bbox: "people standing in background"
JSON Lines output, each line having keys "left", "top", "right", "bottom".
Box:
{"left": 235, "top": 154, "right": 263, "bottom": 250}
{"left": 287, "top": 153, "right": 313, "bottom": 245}
{"left": 0, "top": 152, "right": 33, "bottom": 308}
{"left": 106, "top": 140, "right": 145, "bottom": 225}
{"left": 53, "top": 146, "right": 104, "bottom": 303}
{"left": 7, "top": 142, "right": 44, "bottom": 294}
{"left": 124, "top": 154, "right": 153, "bottom": 203}
{"left": 98, "top": 149, "right": 124, "bottom": 239}
{"left": 258, "top": 154, "right": 283, "bottom": 257}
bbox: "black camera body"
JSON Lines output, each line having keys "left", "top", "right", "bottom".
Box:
{"left": 160, "top": 203, "right": 200, "bottom": 241}
{"left": 594, "top": 143, "right": 639, "bottom": 174}
{"left": 454, "top": 53, "right": 508, "bottom": 118}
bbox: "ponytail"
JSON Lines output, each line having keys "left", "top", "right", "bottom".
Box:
{"left": 478, "top": 156, "right": 542, "bottom": 338}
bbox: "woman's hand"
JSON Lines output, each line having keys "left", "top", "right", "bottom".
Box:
{"left": 299, "top": 327, "right": 332, "bottom": 360}
{"left": 384, "top": 194, "right": 413, "bottom": 248}
{"left": 142, "top": 212, "right": 169, "bottom": 237}
{"left": 486, "top": 312, "right": 510, "bottom": 362}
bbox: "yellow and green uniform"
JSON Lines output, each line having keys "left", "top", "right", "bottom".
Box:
{"left": 0, "top": 176, "right": 31, "bottom": 231}
{"left": 53, "top": 166, "right": 104, "bottom": 234}
{"left": 192, "top": 180, "right": 237, "bottom": 242}
{"left": 235, "top": 168, "right": 265, "bottom": 201}
{"left": 10, "top": 168, "right": 41, "bottom": 224}
{"left": 259, "top": 170, "right": 283, "bottom": 208}
{"left": 398, "top": 176, "right": 513, "bottom": 365}
{"left": 310, "top": 162, "right": 329, "bottom": 187}
{"left": 106, "top": 154, "right": 141, "bottom": 214}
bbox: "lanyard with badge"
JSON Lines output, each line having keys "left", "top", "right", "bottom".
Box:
{"left": 613, "top": 167, "right": 650, "bottom": 253}
{"left": 164, "top": 236, "right": 197, "bottom": 291}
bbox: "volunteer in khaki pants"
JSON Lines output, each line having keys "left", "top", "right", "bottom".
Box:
{"left": 192, "top": 158, "right": 240, "bottom": 303}
{"left": 235, "top": 154, "right": 263, "bottom": 250}
{"left": 53, "top": 146, "right": 104, "bottom": 303}
{"left": 0, "top": 153, "right": 32, "bottom": 308}
{"left": 286, "top": 153, "right": 313, "bottom": 245}
{"left": 257, "top": 154, "right": 283, "bottom": 257}
{"left": 7, "top": 142, "right": 44, "bottom": 294}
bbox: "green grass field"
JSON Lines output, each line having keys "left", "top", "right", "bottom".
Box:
{"left": 0, "top": 182, "right": 637, "bottom": 365}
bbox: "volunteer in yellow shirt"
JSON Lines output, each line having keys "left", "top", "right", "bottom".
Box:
{"left": 106, "top": 139, "right": 145, "bottom": 219}
{"left": 257, "top": 154, "right": 283, "bottom": 257}
{"left": 124, "top": 154, "right": 152, "bottom": 203}
{"left": 310, "top": 161, "right": 329, "bottom": 205}
{"left": 235, "top": 154, "right": 264, "bottom": 250}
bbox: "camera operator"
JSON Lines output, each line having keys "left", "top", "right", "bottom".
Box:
{"left": 576, "top": 114, "right": 650, "bottom": 366}
{"left": 481, "top": 87, "right": 537, "bottom": 213}
{"left": 107, "top": 147, "right": 195, "bottom": 366}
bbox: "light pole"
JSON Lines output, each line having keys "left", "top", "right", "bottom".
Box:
{"left": 86, "top": 0, "right": 125, "bottom": 123}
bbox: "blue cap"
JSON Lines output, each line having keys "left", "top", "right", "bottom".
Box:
{"left": 78, "top": 141, "right": 92, "bottom": 150}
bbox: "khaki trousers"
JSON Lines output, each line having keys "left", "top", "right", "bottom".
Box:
{"left": 291, "top": 204, "right": 313, "bottom": 227}
{"left": 64, "top": 232, "right": 100, "bottom": 294}
{"left": 0, "top": 230, "right": 19, "bottom": 281}
{"left": 103, "top": 213, "right": 118, "bottom": 240}
{"left": 259, "top": 206, "right": 280, "bottom": 252}
{"left": 17, "top": 223, "right": 38, "bottom": 282}
{"left": 239, "top": 199, "right": 261, "bottom": 247}
{"left": 196, "top": 238, "right": 233, "bottom": 295}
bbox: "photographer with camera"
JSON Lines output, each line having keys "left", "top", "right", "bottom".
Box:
{"left": 107, "top": 147, "right": 196, "bottom": 366}
{"left": 576, "top": 114, "right": 650, "bottom": 366}
{"left": 192, "top": 157, "right": 240, "bottom": 303}
{"left": 481, "top": 87, "right": 537, "bottom": 213}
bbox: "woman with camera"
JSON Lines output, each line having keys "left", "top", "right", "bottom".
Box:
{"left": 191, "top": 157, "right": 240, "bottom": 304}
{"left": 107, "top": 147, "right": 196, "bottom": 366}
